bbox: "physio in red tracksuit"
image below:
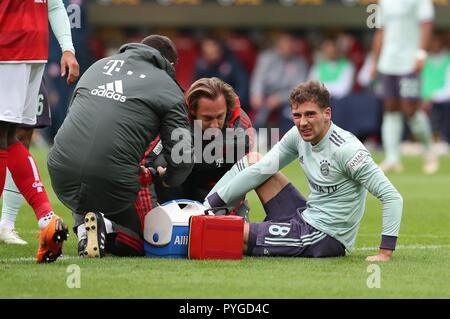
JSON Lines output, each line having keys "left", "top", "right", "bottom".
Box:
{"left": 139, "top": 77, "right": 254, "bottom": 220}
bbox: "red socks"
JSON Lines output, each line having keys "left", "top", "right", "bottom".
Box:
{"left": 0, "top": 150, "right": 7, "bottom": 197}
{"left": 6, "top": 142, "right": 52, "bottom": 220}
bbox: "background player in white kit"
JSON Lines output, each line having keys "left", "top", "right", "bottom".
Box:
{"left": 371, "top": 0, "right": 438, "bottom": 174}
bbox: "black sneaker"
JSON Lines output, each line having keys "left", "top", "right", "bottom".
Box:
{"left": 78, "top": 212, "right": 106, "bottom": 258}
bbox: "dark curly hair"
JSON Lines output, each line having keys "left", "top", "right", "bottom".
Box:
{"left": 289, "top": 81, "right": 330, "bottom": 110}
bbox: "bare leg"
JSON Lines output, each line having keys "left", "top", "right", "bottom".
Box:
{"left": 15, "top": 127, "right": 34, "bottom": 149}
{"left": 243, "top": 223, "right": 250, "bottom": 253}
{"left": 400, "top": 99, "right": 419, "bottom": 119}
{"left": 384, "top": 98, "right": 401, "bottom": 113}
{"left": 246, "top": 152, "right": 290, "bottom": 205}
{"left": 0, "top": 121, "right": 10, "bottom": 150}
{"left": 402, "top": 99, "right": 437, "bottom": 173}
{"left": 0, "top": 121, "right": 11, "bottom": 196}
{"left": 7, "top": 123, "right": 19, "bottom": 146}
{"left": 242, "top": 152, "right": 290, "bottom": 253}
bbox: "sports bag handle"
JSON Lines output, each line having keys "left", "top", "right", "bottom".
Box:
{"left": 160, "top": 199, "right": 200, "bottom": 207}
{"left": 204, "top": 207, "right": 230, "bottom": 216}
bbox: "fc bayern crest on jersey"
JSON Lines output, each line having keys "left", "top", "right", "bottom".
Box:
{"left": 320, "top": 160, "right": 330, "bottom": 176}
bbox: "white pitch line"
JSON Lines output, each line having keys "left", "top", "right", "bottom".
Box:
{"left": 0, "top": 255, "right": 79, "bottom": 263}
{"left": 1, "top": 244, "right": 450, "bottom": 262}
{"left": 357, "top": 233, "right": 450, "bottom": 239}
{"left": 355, "top": 244, "right": 450, "bottom": 251}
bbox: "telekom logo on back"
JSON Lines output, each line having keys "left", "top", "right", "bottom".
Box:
{"left": 103, "top": 60, "right": 125, "bottom": 76}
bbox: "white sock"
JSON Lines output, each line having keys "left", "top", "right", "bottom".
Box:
{"left": 408, "top": 110, "right": 433, "bottom": 152}
{"left": 38, "top": 212, "right": 55, "bottom": 229}
{"left": 100, "top": 213, "right": 113, "bottom": 234}
{"left": 1, "top": 169, "right": 25, "bottom": 230}
{"left": 0, "top": 219, "right": 15, "bottom": 230}
{"left": 382, "top": 112, "right": 403, "bottom": 164}
{"left": 77, "top": 224, "right": 86, "bottom": 239}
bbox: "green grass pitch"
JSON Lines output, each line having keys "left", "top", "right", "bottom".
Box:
{"left": 0, "top": 147, "right": 449, "bottom": 298}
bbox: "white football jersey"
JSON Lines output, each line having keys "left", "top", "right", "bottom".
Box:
{"left": 378, "top": 0, "right": 434, "bottom": 75}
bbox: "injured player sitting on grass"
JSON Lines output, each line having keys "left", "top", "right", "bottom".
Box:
{"left": 203, "top": 80, "right": 403, "bottom": 261}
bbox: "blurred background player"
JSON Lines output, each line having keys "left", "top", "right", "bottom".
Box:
{"left": 0, "top": 0, "right": 79, "bottom": 262}
{"left": 308, "top": 36, "right": 355, "bottom": 100}
{"left": 371, "top": 0, "right": 438, "bottom": 174}
{"left": 0, "top": 79, "right": 52, "bottom": 245}
{"left": 149, "top": 77, "right": 253, "bottom": 219}
{"left": 250, "top": 31, "right": 308, "bottom": 137}
{"left": 193, "top": 37, "right": 249, "bottom": 111}
{"left": 421, "top": 31, "right": 450, "bottom": 151}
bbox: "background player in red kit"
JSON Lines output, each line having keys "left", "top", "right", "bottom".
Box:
{"left": 0, "top": 0, "right": 79, "bottom": 263}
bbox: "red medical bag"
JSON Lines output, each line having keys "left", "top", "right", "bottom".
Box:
{"left": 188, "top": 215, "right": 244, "bottom": 260}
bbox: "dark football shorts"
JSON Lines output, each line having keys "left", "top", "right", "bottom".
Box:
{"left": 19, "top": 78, "right": 51, "bottom": 129}
{"left": 247, "top": 183, "right": 346, "bottom": 258}
{"left": 378, "top": 72, "right": 421, "bottom": 101}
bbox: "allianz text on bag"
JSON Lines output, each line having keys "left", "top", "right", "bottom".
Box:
{"left": 143, "top": 200, "right": 209, "bottom": 258}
